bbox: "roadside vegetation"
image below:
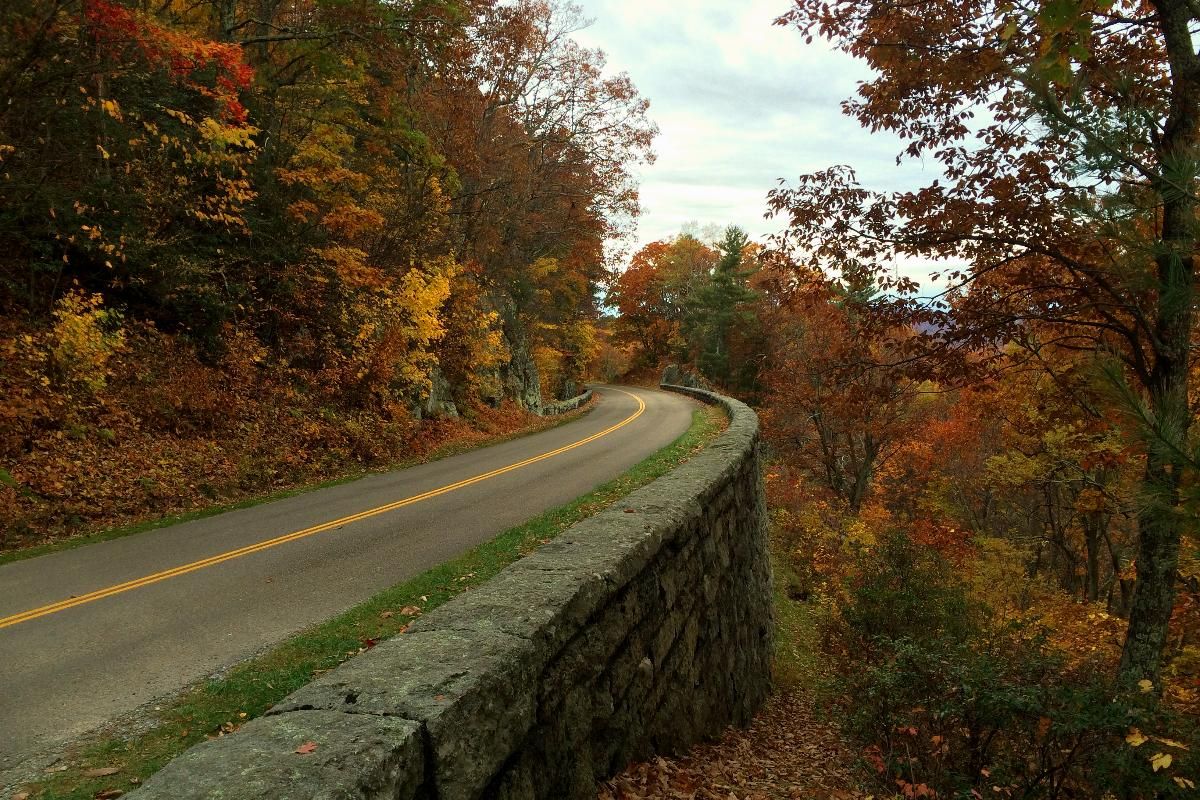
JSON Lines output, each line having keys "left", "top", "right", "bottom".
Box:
{"left": 7, "top": 0, "right": 1200, "bottom": 797}
{"left": 1, "top": 0, "right": 652, "bottom": 553}
{"left": 11, "top": 405, "right": 725, "bottom": 800}
{"left": 597, "top": 0, "right": 1200, "bottom": 792}
{"left": 0, "top": 397, "right": 592, "bottom": 566}
{"left": 606, "top": 228, "right": 1200, "bottom": 795}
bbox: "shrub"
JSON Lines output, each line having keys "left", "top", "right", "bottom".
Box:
{"left": 48, "top": 290, "right": 125, "bottom": 396}
{"left": 828, "top": 531, "right": 1197, "bottom": 799}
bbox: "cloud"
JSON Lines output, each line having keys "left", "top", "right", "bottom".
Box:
{"left": 572, "top": 0, "right": 945, "bottom": 288}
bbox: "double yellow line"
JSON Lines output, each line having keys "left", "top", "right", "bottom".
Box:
{"left": 0, "top": 389, "right": 646, "bottom": 631}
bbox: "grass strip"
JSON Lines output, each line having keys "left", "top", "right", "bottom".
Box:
{"left": 0, "top": 400, "right": 594, "bottom": 568}
{"left": 769, "top": 551, "right": 825, "bottom": 692}
{"left": 21, "top": 403, "right": 726, "bottom": 800}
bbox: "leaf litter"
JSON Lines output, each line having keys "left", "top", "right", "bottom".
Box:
{"left": 599, "top": 690, "right": 871, "bottom": 799}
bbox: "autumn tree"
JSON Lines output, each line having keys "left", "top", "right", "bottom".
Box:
{"left": 608, "top": 234, "right": 716, "bottom": 365}
{"left": 415, "top": 0, "right": 655, "bottom": 406}
{"left": 1, "top": 0, "right": 653, "bottom": 416}
{"left": 880, "top": 365, "right": 1140, "bottom": 612}
{"left": 772, "top": 0, "right": 1200, "bottom": 687}
{"left": 0, "top": 0, "right": 257, "bottom": 329}
{"left": 762, "top": 272, "right": 925, "bottom": 513}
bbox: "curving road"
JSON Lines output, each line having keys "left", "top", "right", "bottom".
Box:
{"left": 0, "top": 385, "right": 697, "bottom": 775}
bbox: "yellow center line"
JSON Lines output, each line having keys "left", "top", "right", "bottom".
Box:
{"left": 0, "top": 388, "right": 647, "bottom": 631}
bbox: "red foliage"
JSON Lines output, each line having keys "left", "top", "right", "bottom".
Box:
{"left": 906, "top": 518, "right": 974, "bottom": 568}
{"left": 84, "top": 0, "right": 253, "bottom": 123}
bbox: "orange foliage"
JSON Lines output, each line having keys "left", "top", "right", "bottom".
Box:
{"left": 85, "top": 0, "right": 253, "bottom": 123}
{"left": 0, "top": 317, "right": 564, "bottom": 552}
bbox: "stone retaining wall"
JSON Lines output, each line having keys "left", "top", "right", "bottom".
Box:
{"left": 541, "top": 388, "right": 594, "bottom": 416}
{"left": 133, "top": 385, "right": 773, "bottom": 800}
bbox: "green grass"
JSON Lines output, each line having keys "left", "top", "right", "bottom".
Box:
{"left": 770, "top": 551, "right": 825, "bottom": 692}
{"left": 19, "top": 404, "right": 726, "bottom": 800}
{"left": 0, "top": 402, "right": 594, "bottom": 568}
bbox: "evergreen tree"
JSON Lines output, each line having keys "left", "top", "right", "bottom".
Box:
{"left": 684, "top": 226, "right": 756, "bottom": 386}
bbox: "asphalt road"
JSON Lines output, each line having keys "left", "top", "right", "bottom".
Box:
{"left": 0, "top": 385, "right": 696, "bottom": 774}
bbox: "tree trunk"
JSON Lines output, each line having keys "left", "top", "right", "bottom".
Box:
{"left": 1117, "top": 0, "right": 1199, "bottom": 689}
{"left": 216, "top": 0, "right": 237, "bottom": 40}
{"left": 1118, "top": 455, "right": 1184, "bottom": 685}
{"left": 1102, "top": 529, "right": 1132, "bottom": 616}
{"left": 1083, "top": 515, "right": 1103, "bottom": 603}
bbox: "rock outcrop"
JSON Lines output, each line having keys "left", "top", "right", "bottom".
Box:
{"left": 661, "top": 364, "right": 710, "bottom": 390}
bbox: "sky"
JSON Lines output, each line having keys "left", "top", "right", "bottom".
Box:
{"left": 571, "top": 0, "right": 943, "bottom": 280}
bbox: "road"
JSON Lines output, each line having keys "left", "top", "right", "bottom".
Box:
{"left": 0, "top": 385, "right": 696, "bottom": 774}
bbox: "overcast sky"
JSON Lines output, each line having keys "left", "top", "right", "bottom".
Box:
{"left": 572, "top": 0, "right": 942, "bottom": 283}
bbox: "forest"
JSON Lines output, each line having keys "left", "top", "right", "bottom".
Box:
{"left": 0, "top": 0, "right": 653, "bottom": 546}
{"left": 604, "top": 0, "right": 1200, "bottom": 795}
{"left": 3, "top": 0, "right": 1200, "bottom": 797}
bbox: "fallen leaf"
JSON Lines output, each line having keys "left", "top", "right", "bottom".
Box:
{"left": 13, "top": 793, "right": 30, "bottom": 800}
{"left": 295, "top": 741, "right": 318, "bottom": 755}
{"left": 83, "top": 767, "right": 120, "bottom": 778}
{"left": 1125, "top": 728, "right": 1148, "bottom": 747}
{"left": 1150, "top": 752, "right": 1173, "bottom": 772}
{"left": 93, "top": 791, "right": 123, "bottom": 799}
{"left": 399, "top": 606, "right": 422, "bottom": 617}
{"left": 380, "top": 610, "right": 394, "bottom": 619}
{"left": 1152, "top": 736, "right": 1190, "bottom": 751}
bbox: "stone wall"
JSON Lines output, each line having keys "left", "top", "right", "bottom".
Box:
{"left": 132, "top": 385, "right": 773, "bottom": 800}
{"left": 540, "top": 388, "right": 594, "bottom": 416}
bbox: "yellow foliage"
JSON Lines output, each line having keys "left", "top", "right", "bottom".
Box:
{"left": 123, "top": 108, "right": 260, "bottom": 233}
{"left": 322, "top": 205, "right": 384, "bottom": 238}
{"left": 319, "top": 245, "right": 377, "bottom": 288}
{"left": 48, "top": 290, "right": 126, "bottom": 396}
{"left": 197, "top": 117, "right": 257, "bottom": 150}
{"left": 345, "top": 258, "right": 456, "bottom": 400}
{"left": 438, "top": 272, "right": 507, "bottom": 403}
{"left": 563, "top": 320, "right": 599, "bottom": 377}
{"left": 843, "top": 516, "right": 877, "bottom": 549}
{"left": 533, "top": 343, "right": 565, "bottom": 399}
{"left": 528, "top": 257, "right": 561, "bottom": 282}
{"left": 970, "top": 537, "right": 1127, "bottom": 668}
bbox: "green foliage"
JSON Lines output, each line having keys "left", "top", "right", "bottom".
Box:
{"left": 829, "top": 532, "right": 1198, "bottom": 798}
{"left": 682, "top": 225, "right": 757, "bottom": 388}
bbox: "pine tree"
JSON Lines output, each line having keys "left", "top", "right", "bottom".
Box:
{"left": 685, "top": 226, "right": 756, "bottom": 386}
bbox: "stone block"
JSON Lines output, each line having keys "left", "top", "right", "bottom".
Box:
{"left": 134, "top": 711, "right": 423, "bottom": 800}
